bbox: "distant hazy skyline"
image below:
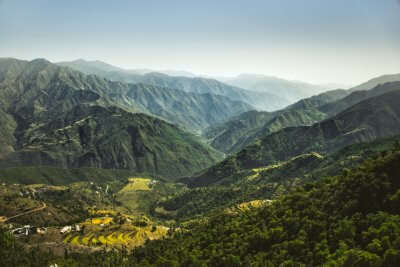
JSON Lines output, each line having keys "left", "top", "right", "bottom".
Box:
{"left": 1, "top": 0, "right": 399, "bottom": 85}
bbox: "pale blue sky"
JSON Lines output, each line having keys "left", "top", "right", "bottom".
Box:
{"left": 0, "top": 0, "right": 399, "bottom": 84}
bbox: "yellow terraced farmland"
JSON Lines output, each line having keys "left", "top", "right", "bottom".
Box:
{"left": 84, "top": 217, "right": 113, "bottom": 225}
{"left": 70, "top": 235, "right": 81, "bottom": 245}
{"left": 81, "top": 234, "right": 93, "bottom": 245}
{"left": 64, "top": 226, "right": 169, "bottom": 248}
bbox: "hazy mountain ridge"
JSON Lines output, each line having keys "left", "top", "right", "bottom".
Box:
{"left": 58, "top": 59, "right": 196, "bottom": 77}
{"left": 223, "top": 73, "right": 329, "bottom": 103}
{"left": 349, "top": 73, "right": 400, "bottom": 92}
{"left": 320, "top": 81, "right": 400, "bottom": 116}
{"left": 1, "top": 58, "right": 253, "bottom": 131}
{"left": 59, "top": 59, "right": 291, "bottom": 111}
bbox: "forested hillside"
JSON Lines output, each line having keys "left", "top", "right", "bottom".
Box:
{"left": 2, "top": 141, "right": 400, "bottom": 266}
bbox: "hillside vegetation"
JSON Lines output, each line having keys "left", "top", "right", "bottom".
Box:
{"left": 2, "top": 140, "right": 400, "bottom": 266}
{"left": 156, "top": 136, "right": 400, "bottom": 220}
{"left": 126, "top": 145, "right": 400, "bottom": 266}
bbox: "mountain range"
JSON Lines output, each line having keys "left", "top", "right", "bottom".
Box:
{"left": 2, "top": 56, "right": 400, "bottom": 266}
{"left": 204, "top": 76, "right": 400, "bottom": 154}
{"left": 190, "top": 83, "right": 400, "bottom": 187}
{"left": 0, "top": 58, "right": 226, "bottom": 178}
{"left": 58, "top": 59, "right": 292, "bottom": 111}
{"left": 222, "top": 73, "right": 330, "bottom": 103}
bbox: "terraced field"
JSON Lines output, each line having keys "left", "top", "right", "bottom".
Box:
{"left": 89, "top": 209, "right": 116, "bottom": 216}
{"left": 238, "top": 199, "right": 272, "bottom": 210}
{"left": 225, "top": 199, "right": 273, "bottom": 215}
{"left": 63, "top": 225, "right": 169, "bottom": 248}
{"left": 83, "top": 217, "right": 113, "bottom": 225}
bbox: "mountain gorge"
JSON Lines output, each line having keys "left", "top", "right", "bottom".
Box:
{"left": 108, "top": 82, "right": 253, "bottom": 131}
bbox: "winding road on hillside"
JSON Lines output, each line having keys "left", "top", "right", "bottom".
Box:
{"left": 0, "top": 202, "right": 47, "bottom": 223}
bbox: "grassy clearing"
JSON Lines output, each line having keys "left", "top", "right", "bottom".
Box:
{"left": 120, "top": 178, "right": 152, "bottom": 192}
{"left": 238, "top": 200, "right": 272, "bottom": 210}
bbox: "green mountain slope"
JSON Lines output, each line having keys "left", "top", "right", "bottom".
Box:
{"left": 0, "top": 58, "right": 224, "bottom": 178}
{"left": 203, "top": 110, "right": 276, "bottom": 154}
{"left": 191, "top": 87, "right": 400, "bottom": 187}
{"left": 320, "top": 81, "right": 400, "bottom": 116}
{"left": 1, "top": 103, "right": 222, "bottom": 179}
{"left": 287, "top": 89, "right": 349, "bottom": 110}
{"left": 204, "top": 89, "right": 349, "bottom": 153}
{"left": 204, "top": 81, "right": 400, "bottom": 155}
{"left": 0, "top": 166, "right": 135, "bottom": 185}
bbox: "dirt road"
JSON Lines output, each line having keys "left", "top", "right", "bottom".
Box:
{"left": 1, "top": 202, "right": 47, "bottom": 222}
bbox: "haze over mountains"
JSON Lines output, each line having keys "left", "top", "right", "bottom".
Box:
{"left": 1, "top": 57, "right": 400, "bottom": 266}
{"left": 58, "top": 59, "right": 335, "bottom": 110}
{"left": 222, "top": 73, "right": 332, "bottom": 102}
{"left": 3, "top": 0, "right": 400, "bottom": 264}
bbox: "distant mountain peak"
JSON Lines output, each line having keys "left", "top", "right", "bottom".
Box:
{"left": 30, "top": 58, "right": 52, "bottom": 65}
